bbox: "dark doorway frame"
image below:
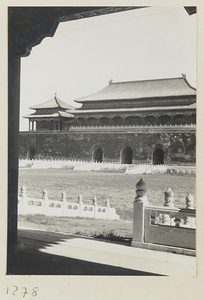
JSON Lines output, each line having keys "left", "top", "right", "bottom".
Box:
{"left": 120, "top": 146, "right": 133, "bottom": 164}
{"left": 27, "top": 146, "right": 36, "bottom": 160}
{"left": 153, "top": 148, "right": 164, "bottom": 165}
{"left": 92, "top": 147, "right": 103, "bottom": 163}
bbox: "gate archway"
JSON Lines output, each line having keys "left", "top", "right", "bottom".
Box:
{"left": 27, "top": 147, "right": 36, "bottom": 160}
{"left": 120, "top": 146, "right": 133, "bottom": 164}
{"left": 92, "top": 147, "right": 103, "bottom": 163}
{"left": 153, "top": 148, "right": 164, "bottom": 165}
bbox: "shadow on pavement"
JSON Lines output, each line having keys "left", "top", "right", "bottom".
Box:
{"left": 7, "top": 229, "right": 161, "bottom": 276}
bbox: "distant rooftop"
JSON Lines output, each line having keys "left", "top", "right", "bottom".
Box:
{"left": 75, "top": 76, "right": 196, "bottom": 103}
{"left": 23, "top": 111, "right": 74, "bottom": 119}
{"left": 30, "top": 95, "right": 75, "bottom": 110}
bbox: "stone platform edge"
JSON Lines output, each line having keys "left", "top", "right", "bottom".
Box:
{"left": 131, "top": 241, "right": 196, "bottom": 257}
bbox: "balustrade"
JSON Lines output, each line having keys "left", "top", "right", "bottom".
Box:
{"left": 19, "top": 158, "right": 196, "bottom": 176}
{"left": 18, "top": 187, "right": 119, "bottom": 220}
{"left": 73, "top": 123, "right": 195, "bottom": 129}
{"left": 132, "top": 179, "right": 196, "bottom": 254}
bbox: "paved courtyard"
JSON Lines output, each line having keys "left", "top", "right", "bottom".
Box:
{"left": 7, "top": 226, "right": 196, "bottom": 276}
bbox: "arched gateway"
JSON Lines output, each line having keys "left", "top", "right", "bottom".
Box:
{"left": 153, "top": 148, "right": 164, "bottom": 165}
{"left": 120, "top": 146, "right": 133, "bottom": 164}
{"left": 92, "top": 147, "right": 103, "bottom": 163}
{"left": 27, "top": 147, "right": 36, "bottom": 160}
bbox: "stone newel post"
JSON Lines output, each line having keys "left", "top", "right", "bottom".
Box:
{"left": 132, "top": 179, "right": 149, "bottom": 243}
{"left": 186, "top": 193, "right": 195, "bottom": 209}
{"left": 186, "top": 193, "right": 195, "bottom": 227}
{"left": 78, "top": 195, "right": 83, "bottom": 217}
{"left": 43, "top": 189, "right": 49, "bottom": 215}
{"left": 43, "top": 189, "right": 48, "bottom": 200}
{"left": 163, "top": 188, "right": 175, "bottom": 224}
{"left": 93, "top": 196, "right": 98, "bottom": 219}
{"left": 164, "top": 188, "right": 175, "bottom": 208}
{"left": 106, "top": 199, "right": 110, "bottom": 219}
{"left": 61, "top": 192, "right": 67, "bottom": 216}
{"left": 20, "top": 185, "right": 27, "bottom": 215}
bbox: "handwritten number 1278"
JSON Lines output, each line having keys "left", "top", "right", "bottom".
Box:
{"left": 6, "top": 286, "right": 39, "bottom": 297}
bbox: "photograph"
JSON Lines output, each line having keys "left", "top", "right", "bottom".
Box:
{"left": 7, "top": 5, "right": 197, "bottom": 277}
{"left": 2, "top": 2, "right": 204, "bottom": 299}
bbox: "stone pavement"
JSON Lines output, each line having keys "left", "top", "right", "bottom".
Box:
{"left": 7, "top": 227, "right": 196, "bottom": 276}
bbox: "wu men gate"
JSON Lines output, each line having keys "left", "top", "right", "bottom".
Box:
{"left": 21, "top": 75, "right": 196, "bottom": 165}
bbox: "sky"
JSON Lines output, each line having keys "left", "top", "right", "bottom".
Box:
{"left": 20, "top": 6, "right": 196, "bottom": 131}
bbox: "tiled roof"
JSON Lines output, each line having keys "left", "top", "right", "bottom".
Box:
{"left": 30, "top": 96, "right": 75, "bottom": 110}
{"left": 23, "top": 111, "right": 74, "bottom": 119}
{"left": 75, "top": 76, "right": 196, "bottom": 103}
{"left": 68, "top": 104, "right": 196, "bottom": 115}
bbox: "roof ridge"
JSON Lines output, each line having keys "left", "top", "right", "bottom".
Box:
{"left": 111, "top": 77, "right": 184, "bottom": 85}
{"left": 54, "top": 95, "right": 61, "bottom": 107}
{"left": 55, "top": 96, "right": 76, "bottom": 109}
{"left": 74, "top": 76, "right": 196, "bottom": 103}
{"left": 183, "top": 77, "right": 196, "bottom": 91}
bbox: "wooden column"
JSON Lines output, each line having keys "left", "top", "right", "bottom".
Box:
{"left": 8, "top": 51, "right": 21, "bottom": 245}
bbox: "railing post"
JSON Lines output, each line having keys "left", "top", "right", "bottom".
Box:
{"left": 106, "top": 199, "right": 110, "bottom": 220}
{"left": 186, "top": 193, "right": 195, "bottom": 209}
{"left": 20, "top": 185, "right": 27, "bottom": 215}
{"left": 61, "top": 192, "right": 66, "bottom": 216}
{"left": 163, "top": 188, "right": 175, "bottom": 224}
{"left": 164, "top": 188, "right": 175, "bottom": 208}
{"left": 93, "top": 196, "right": 98, "bottom": 219}
{"left": 186, "top": 193, "right": 195, "bottom": 227}
{"left": 43, "top": 189, "right": 49, "bottom": 215}
{"left": 78, "top": 195, "right": 83, "bottom": 217}
{"left": 132, "top": 179, "right": 149, "bottom": 243}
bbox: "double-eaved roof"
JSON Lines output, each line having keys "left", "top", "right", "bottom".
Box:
{"left": 24, "top": 111, "right": 74, "bottom": 119}
{"left": 30, "top": 95, "right": 75, "bottom": 110}
{"left": 24, "top": 95, "right": 75, "bottom": 119}
{"left": 75, "top": 76, "right": 196, "bottom": 103}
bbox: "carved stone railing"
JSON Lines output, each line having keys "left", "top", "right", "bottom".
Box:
{"left": 18, "top": 186, "right": 119, "bottom": 221}
{"left": 19, "top": 159, "right": 196, "bottom": 175}
{"left": 69, "top": 123, "right": 196, "bottom": 134}
{"left": 125, "top": 164, "right": 196, "bottom": 175}
{"left": 72, "top": 123, "right": 196, "bottom": 129}
{"left": 131, "top": 179, "right": 196, "bottom": 255}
